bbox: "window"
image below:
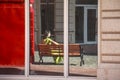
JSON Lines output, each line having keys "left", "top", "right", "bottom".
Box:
{"left": 0, "top": 0, "right": 98, "bottom": 79}
{"left": 40, "top": 0, "right": 55, "bottom": 36}
{"left": 41, "top": 0, "right": 54, "bottom": 3}
{"left": 75, "top": 7, "right": 84, "bottom": 43}
{"left": 76, "top": 0, "right": 97, "bottom": 4}
{"left": 75, "top": 5, "right": 97, "bottom": 44}
{"left": 69, "top": 0, "right": 98, "bottom": 77}
{"left": 87, "top": 9, "right": 97, "bottom": 41}
{"left": 30, "top": 0, "right": 64, "bottom": 76}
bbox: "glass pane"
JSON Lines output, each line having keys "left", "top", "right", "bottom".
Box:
{"left": 75, "top": 7, "right": 84, "bottom": 43}
{"left": 69, "top": 0, "right": 97, "bottom": 77}
{"left": 0, "top": 2, "right": 25, "bottom": 75}
{"left": 41, "top": 0, "right": 54, "bottom": 3}
{"left": 41, "top": 0, "right": 46, "bottom": 3}
{"left": 49, "top": 0, "right": 54, "bottom": 3}
{"left": 30, "top": 0, "right": 64, "bottom": 76}
{"left": 41, "top": 4, "right": 54, "bottom": 36}
{"left": 76, "top": 0, "right": 97, "bottom": 4}
{"left": 87, "top": 9, "right": 96, "bottom": 41}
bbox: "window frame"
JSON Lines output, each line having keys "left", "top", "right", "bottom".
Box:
{"left": 75, "top": 5, "right": 97, "bottom": 44}
{"left": 84, "top": 6, "right": 98, "bottom": 44}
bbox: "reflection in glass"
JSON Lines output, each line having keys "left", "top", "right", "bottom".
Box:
{"left": 76, "top": 0, "right": 97, "bottom": 4}
{"left": 41, "top": 0, "right": 54, "bottom": 3}
{"left": 41, "top": 3, "right": 54, "bottom": 35}
{"left": 87, "top": 9, "right": 96, "bottom": 41}
{"left": 69, "top": 0, "right": 97, "bottom": 77}
{"left": 30, "top": 0, "right": 64, "bottom": 76}
{"left": 75, "top": 7, "right": 84, "bottom": 43}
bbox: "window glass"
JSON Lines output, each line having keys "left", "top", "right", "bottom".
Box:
{"left": 76, "top": 0, "right": 97, "bottom": 4}
{"left": 41, "top": 4, "right": 54, "bottom": 35}
{"left": 75, "top": 7, "right": 84, "bottom": 43}
{"left": 30, "top": 0, "right": 64, "bottom": 76}
{"left": 87, "top": 9, "right": 96, "bottom": 41}
{"left": 41, "top": 0, "right": 54, "bottom": 3}
{"left": 69, "top": 0, "right": 97, "bottom": 77}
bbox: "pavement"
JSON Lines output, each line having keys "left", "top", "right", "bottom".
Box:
{"left": 30, "top": 51, "right": 98, "bottom": 76}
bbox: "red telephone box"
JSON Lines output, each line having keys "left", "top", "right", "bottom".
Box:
{"left": 0, "top": 0, "right": 35, "bottom": 66}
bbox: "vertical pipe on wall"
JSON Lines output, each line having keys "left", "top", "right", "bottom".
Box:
{"left": 25, "top": 0, "right": 30, "bottom": 77}
{"left": 64, "top": 0, "right": 69, "bottom": 78}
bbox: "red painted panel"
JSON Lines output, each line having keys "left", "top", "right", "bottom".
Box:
{"left": 0, "top": 3, "right": 25, "bottom": 66}
{"left": 0, "top": 0, "right": 35, "bottom": 66}
{"left": 0, "top": 0, "right": 24, "bottom": 3}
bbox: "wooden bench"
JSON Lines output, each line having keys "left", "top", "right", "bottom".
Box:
{"left": 38, "top": 44, "right": 84, "bottom": 66}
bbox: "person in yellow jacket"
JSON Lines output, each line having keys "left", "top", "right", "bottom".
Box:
{"left": 43, "top": 31, "right": 63, "bottom": 64}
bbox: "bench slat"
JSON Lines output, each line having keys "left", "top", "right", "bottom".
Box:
{"left": 38, "top": 44, "right": 81, "bottom": 56}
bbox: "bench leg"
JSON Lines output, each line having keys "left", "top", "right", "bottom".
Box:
{"left": 38, "top": 51, "right": 43, "bottom": 63}
{"left": 80, "top": 53, "right": 84, "bottom": 66}
{"left": 39, "top": 57, "right": 43, "bottom": 63}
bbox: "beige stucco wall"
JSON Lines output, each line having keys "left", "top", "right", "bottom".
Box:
{"left": 98, "top": 0, "right": 120, "bottom": 80}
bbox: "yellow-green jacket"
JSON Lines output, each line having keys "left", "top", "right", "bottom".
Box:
{"left": 44, "top": 37, "right": 63, "bottom": 64}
